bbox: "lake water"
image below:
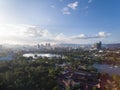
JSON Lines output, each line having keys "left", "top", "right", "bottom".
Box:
{"left": 0, "top": 54, "right": 13, "bottom": 61}
{"left": 23, "top": 53, "right": 62, "bottom": 59}
{"left": 1, "top": 53, "right": 120, "bottom": 75}
{"left": 93, "top": 64, "right": 120, "bottom": 75}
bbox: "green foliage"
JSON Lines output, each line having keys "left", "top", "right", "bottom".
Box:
{"left": 0, "top": 58, "right": 59, "bottom": 90}
{"left": 0, "top": 48, "right": 119, "bottom": 90}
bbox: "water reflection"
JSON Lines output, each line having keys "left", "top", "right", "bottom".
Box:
{"left": 93, "top": 64, "right": 120, "bottom": 75}
{"left": 23, "top": 53, "right": 62, "bottom": 59}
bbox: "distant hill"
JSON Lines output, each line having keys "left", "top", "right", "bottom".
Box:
{"left": 59, "top": 43, "right": 91, "bottom": 48}
{"left": 59, "top": 43, "right": 120, "bottom": 48}
{"left": 103, "top": 43, "right": 120, "bottom": 48}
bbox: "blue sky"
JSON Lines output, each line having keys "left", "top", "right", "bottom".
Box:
{"left": 0, "top": 0, "right": 120, "bottom": 44}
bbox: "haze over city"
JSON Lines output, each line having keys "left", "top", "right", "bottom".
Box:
{"left": 0, "top": 0, "right": 120, "bottom": 44}
{"left": 0, "top": 1, "right": 120, "bottom": 90}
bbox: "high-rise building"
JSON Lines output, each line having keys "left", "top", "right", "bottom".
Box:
{"left": 94, "top": 41, "right": 102, "bottom": 50}
{"left": 37, "top": 44, "right": 40, "bottom": 49}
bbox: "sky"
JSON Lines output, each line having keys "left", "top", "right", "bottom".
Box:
{"left": 0, "top": 0, "right": 120, "bottom": 45}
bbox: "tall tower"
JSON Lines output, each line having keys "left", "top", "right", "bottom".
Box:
{"left": 94, "top": 41, "right": 102, "bottom": 50}
{"left": 97, "top": 41, "right": 102, "bottom": 50}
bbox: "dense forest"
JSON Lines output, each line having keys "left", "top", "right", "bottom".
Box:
{"left": 0, "top": 49, "right": 120, "bottom": 90}
{"left": 0, "top": 57, "right": 62, "bottom": 90}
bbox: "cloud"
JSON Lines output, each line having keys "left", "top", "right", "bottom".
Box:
{"left": 88, "top": 0, "right": 93, "bottom": 3}
{"left": 24, "top": 26, "right": 51, "bottom": 38}
{"left": 55, "top": 33, "right": 65, "bottom": 40}
{"left": 71, "top": 34, "right": 86, "bottom": 39}
{"left": 67, "top": 1, "right": 79, "bottom": 10}
{"left": 55, "top": 33, "right": 70, "bottom": 42}
{"left": 62, "top": 1, "right": 79, "bottom": 15}
{"left": 0, "top": 24, "right": 52, "bottom": 44}
{"left": 62, "top": 7, "right": 71, "bottom": 15}
{"left": 98, "top": 32, "right": 111, "bottom": 37}
{"left": 0, "top": 24, "right": 111, "bottom": 44}
{"left": 71, "top": 32, "right": 111, "bottom": 39}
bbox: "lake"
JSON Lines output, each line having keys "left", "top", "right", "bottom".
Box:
{"left": 0, "top": 54, "right": 13, "bottom": 61}
{"left": 93, "top": 63, "right": 120, "bottom": 75}
{"left": 23, "top": 53, "right": 63, "bottom": 59}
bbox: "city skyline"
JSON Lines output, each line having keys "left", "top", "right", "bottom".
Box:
{"left": 0, "top": 0, "right": 120, "bottom": 44}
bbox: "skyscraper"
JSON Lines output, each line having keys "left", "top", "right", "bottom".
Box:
{"left": 94, "top": 41, "right": 102, "bottom": 50}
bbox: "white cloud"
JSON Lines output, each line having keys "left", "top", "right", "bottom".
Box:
{"left": 98, "top": 32, "right": 106, "bottom": 37}
{"left": 67, "top": 1, "right": 79, "bottom": 10}
{"left": 88, "top": 0, "right": 93, "bottom": 3}
{"left": 0, "top": 24, "right": 111, "bottom": 44}
{"left": 0, "top": 24, "right": 52, "bottom": 44}
{"left": 55, "top": 33, "right": 70, "bottom": 43}
{"left": 98, "top": 32, "right": 111, "bottom": 37}
{"left": 62, "top": 1, "right": 79, "bottom": 15}
{"left": 78, "top": 34, "right": 86, "bottom": 38}
{"left": 62, "top": 7, "right": 71, "bottom": 15}
{"left": 24, "top": 26, "right": 51, "bottom": 38}
{"left": 55, "top": 33, "right": 65, "bottom": 40}
{"left": 71, "top": 34, "right": 86, "bottom": 39}
{"left": 71, "top": 32, "right": 111, "bottom": 39}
